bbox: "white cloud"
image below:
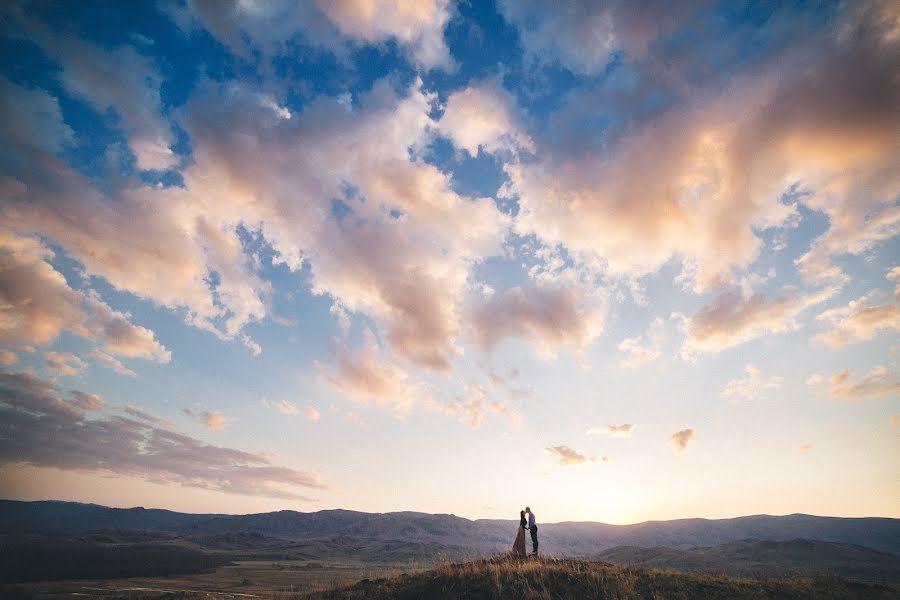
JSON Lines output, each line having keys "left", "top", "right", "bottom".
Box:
{"left": 546, "top": 444, "right": 598, "bottom": 466}
{"left": 437, "top": 80, "right": 534, "bottom": 156}
{"left": 470, "top": 284, "right": 605, "bottom": 359}
{"left": 170, "top": 0, "right": 454, "bottom": 70}
{"left": 303, "top": 406, "right": 321, "bottom": 422}
{"left": 618, "top": 318, "right": 664, "bottom": 368}
{"left": 827, "top": 366, "right": 900, "bottom": 401}
{"left": 721, "top": 364, "right": 783, "bottom": 401}
{"left": 586, "top": 424, "right": 635, "bottom": 438}
{"left": 813, "top": 291, "right": 900, "bottom": 348}
{"left": 667, "top": 428, "right": 694, "bottom": 453}
{"left": 319, "top": 332, "right": 417, "bottom": 414}
{"left": 43, "top": 351, "right": 88, "bottom": 378}
{"left": 505, "top": 4, "right": 898, "bottom": 292}
{"left": 681, "top": 286, "right": 837, "bottom": 357}
{"left": 21, "top": 21, "right": 177, "bottom": 170}
{"left": 88, "top": 350, "right": 137, "bottom": 377}
{"left": 0, "top": 229, "right": 170, "bottom": 362}
{"left": 184, "top": 408, "right": 237, "bottom": 432}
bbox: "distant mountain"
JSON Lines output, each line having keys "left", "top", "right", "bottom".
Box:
{"left": 598, "top": 538, "right": 900, "bottom": 585}
{"left": 1, "top": 500, "right": 898, "bottom": 556}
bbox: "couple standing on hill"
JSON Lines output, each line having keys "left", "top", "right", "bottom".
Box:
{"left": 512, "top": 507, "right": 537, "bottom": 556}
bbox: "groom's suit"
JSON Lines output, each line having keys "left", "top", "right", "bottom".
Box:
{"left": 527, "top": 511, "right": 538, "bottom": 554}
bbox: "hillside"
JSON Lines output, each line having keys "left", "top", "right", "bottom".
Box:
{"left": 3, "top": 500, "right": 898, "bottom": 555}
{"left": 598, "top": 539, "right": 900, "bottom": 585}
{"left": 304, "top": 556, "right": 898, "bottom": 600}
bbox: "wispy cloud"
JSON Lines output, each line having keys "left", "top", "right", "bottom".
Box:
{"left": 88, "top": 350, "right": 137, "bottom": 377}
{"left": 813, "top": 291, "right": 899, "bottom": 348}
{"left": 0, "top": 371, "right": 323, "bottom": 499}
{"left": 427, "top": 383, "right": 520, "bottom": 428}
{"left": 827, "top": 366, "right": 900, "bottom": 401}
{"left": 43, "top": 351, "right": 88, "bottom": 378}
{"left": 586, "top": 424, "right": 635, "bottom": 438}
{"left": 618, "top": 318, "right": 664, "bottom": 368}
{"left": 546, "top": 445, "right": 604, "bottom": 466}
{"left": 0, "top": 230, "right": 171, "bottom": 362}
{"left": 721, "top": 364, "right": 783, "bottom": 401}
{"left": 681, "top": 287, "right": 837, "bottom": 357}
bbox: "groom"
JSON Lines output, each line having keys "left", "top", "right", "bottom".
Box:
{"left": 525, "top": 506, "right": 538, "bottom": 554}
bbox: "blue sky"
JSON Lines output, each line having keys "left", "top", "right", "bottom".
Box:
{"left": 0, "top": 0, "right": 897, "bottom": 523}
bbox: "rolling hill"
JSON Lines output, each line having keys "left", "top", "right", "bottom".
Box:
{"left": 2, "top": 500, "right": 898, "bottom": 586}
{"left": 303, "top": 556, "right": 899, "bottom": 600}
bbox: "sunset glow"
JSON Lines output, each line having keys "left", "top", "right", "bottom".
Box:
{"left": 0, "top": 0, "right": 898, "bottom": 524}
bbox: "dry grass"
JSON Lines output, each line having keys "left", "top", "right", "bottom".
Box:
{"left": 300, "top": 555, "right": 899, "bottom": 600}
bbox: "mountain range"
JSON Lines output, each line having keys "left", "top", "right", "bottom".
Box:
{"left": 2, "top": 500, "right": 897, "bottom": 555}
{"left": 2, "top": 500, "right": 898, "bottom": 585}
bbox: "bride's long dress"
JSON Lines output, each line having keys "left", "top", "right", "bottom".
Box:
{"left": 512, "top": 525, "right": 526, "bottom": 556}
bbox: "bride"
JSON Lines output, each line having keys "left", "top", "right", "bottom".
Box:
{"left": 512, "top": 509, "right": 527, "bottom": 556}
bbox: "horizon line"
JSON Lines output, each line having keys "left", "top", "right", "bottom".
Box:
{"left": 3, "top": 498, "right": 897, "bottom": 526}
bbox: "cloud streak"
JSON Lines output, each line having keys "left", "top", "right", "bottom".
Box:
{"left": 0, "top": 371, "right": 323, "bottom": 499}
{"left": 586, "top": 424, "right": 635, "bottom": 438}
{"left": 546, "top": 445, "right": 602, "bottom": 466}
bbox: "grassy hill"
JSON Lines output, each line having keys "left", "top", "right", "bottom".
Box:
{"left": 597, "top": 539, "right": 900, "bottom": 585}
{"left": 304, "top": 556, "right": 898, "bottom": 600}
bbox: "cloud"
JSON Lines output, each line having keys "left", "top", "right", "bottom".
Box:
{"left": 319, "top": 333, "right": 417, "bottom": 414}
{"left": 586, "top": 424, "right": 635, "bottom": 438}
{"left": 470, "top": 284, "right": 605, "bottom": 359}
{"left": 88, "top": 350, "right": 137, "bottom": 377}
{"left": 0, "top": 229, "right": 171, "bottom": 362}
{"left": 797, "top": 444, "right": 815, "bottom": 453}
{"left": 303, "top": 406, "right": 321, "bottom": 423}
{"left": 183, "top": 408, "right": 237, "bottom": 432}
{"left": 545, "top": 445, "right": 598, "bottom": 466}
{"left": 813, "top": 291, "right": 900, "bottom": 348}
{"left": 272, "top": 400, "right": 300, "bottom": 415}
{"left": 667, "top": 428, "right": 694, "bottom": 453}
{"left": 0, "top": 77, "right": 73, "bottom": 152}
{"left": 69, "top": 391, "right": 105, "bottom": 411}
{"left": 891, "top": 414, "right": 899, "bottom": 426}
{"left": 0, "top": 371, "right": 323, "bottom": 499}
{"left": 721, "top": 364, "right": 783, "bottom": 401}
{"left": 504, "top": 2, "right": 898, "bottom": 292}
{"left": 124, "top": 405, "right": 174, "bottom": 430}
{"left": 0, "top": 351, "right": 17, "bottom": 366}
{"left": 427, "top": 383, "right": 520, "bottom": 428}
{"left": 681, "top": 286, "right": 837, "bottom": 357}
{"left": 827, "top": 366, "right": 900, "bottom": 401}
{"left": 498, "top": 0, "right": 703, "bottom": 75}
{"left": 179, "top": 78, "right": 508, "bottom": 370}
{"left": 887, "top": 266, "right": 900, "bottom": 299}
{"left": 618, "top": 318, "right": 664, "bottom": 368}
{"left": 4, "top": 57, "right": 509, "bottom": 368}
{"left": 318, "top": 0, "right": 454, "bottom": 69}
{"left": 437, "top": 80, "right": 534, "bottom": 156}
{"left": 17, "top": 17, "right": 177, "bottom": 170}
{"left": 43, "top": 351, "right": 88, "bottom": 378}
{"left": 169, "top": 0, "right": 453, "bottom": 70}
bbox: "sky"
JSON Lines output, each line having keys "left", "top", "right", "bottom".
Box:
{"left": 0, "top": 0, "right": 898, "bottom": 525}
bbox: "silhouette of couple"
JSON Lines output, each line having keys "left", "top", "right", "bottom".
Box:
{"left": 512, "top": 506, "right": 537, "bottom": 556}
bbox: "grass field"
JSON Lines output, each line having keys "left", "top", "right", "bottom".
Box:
{"left": 5, "top": 555, "right": 898, "bottom": 600}
{"left": 1, "top": 558, "right": 432, "bottom": 599}
{"left": 305, "top": 556, "right": 900, "bottom": 600}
